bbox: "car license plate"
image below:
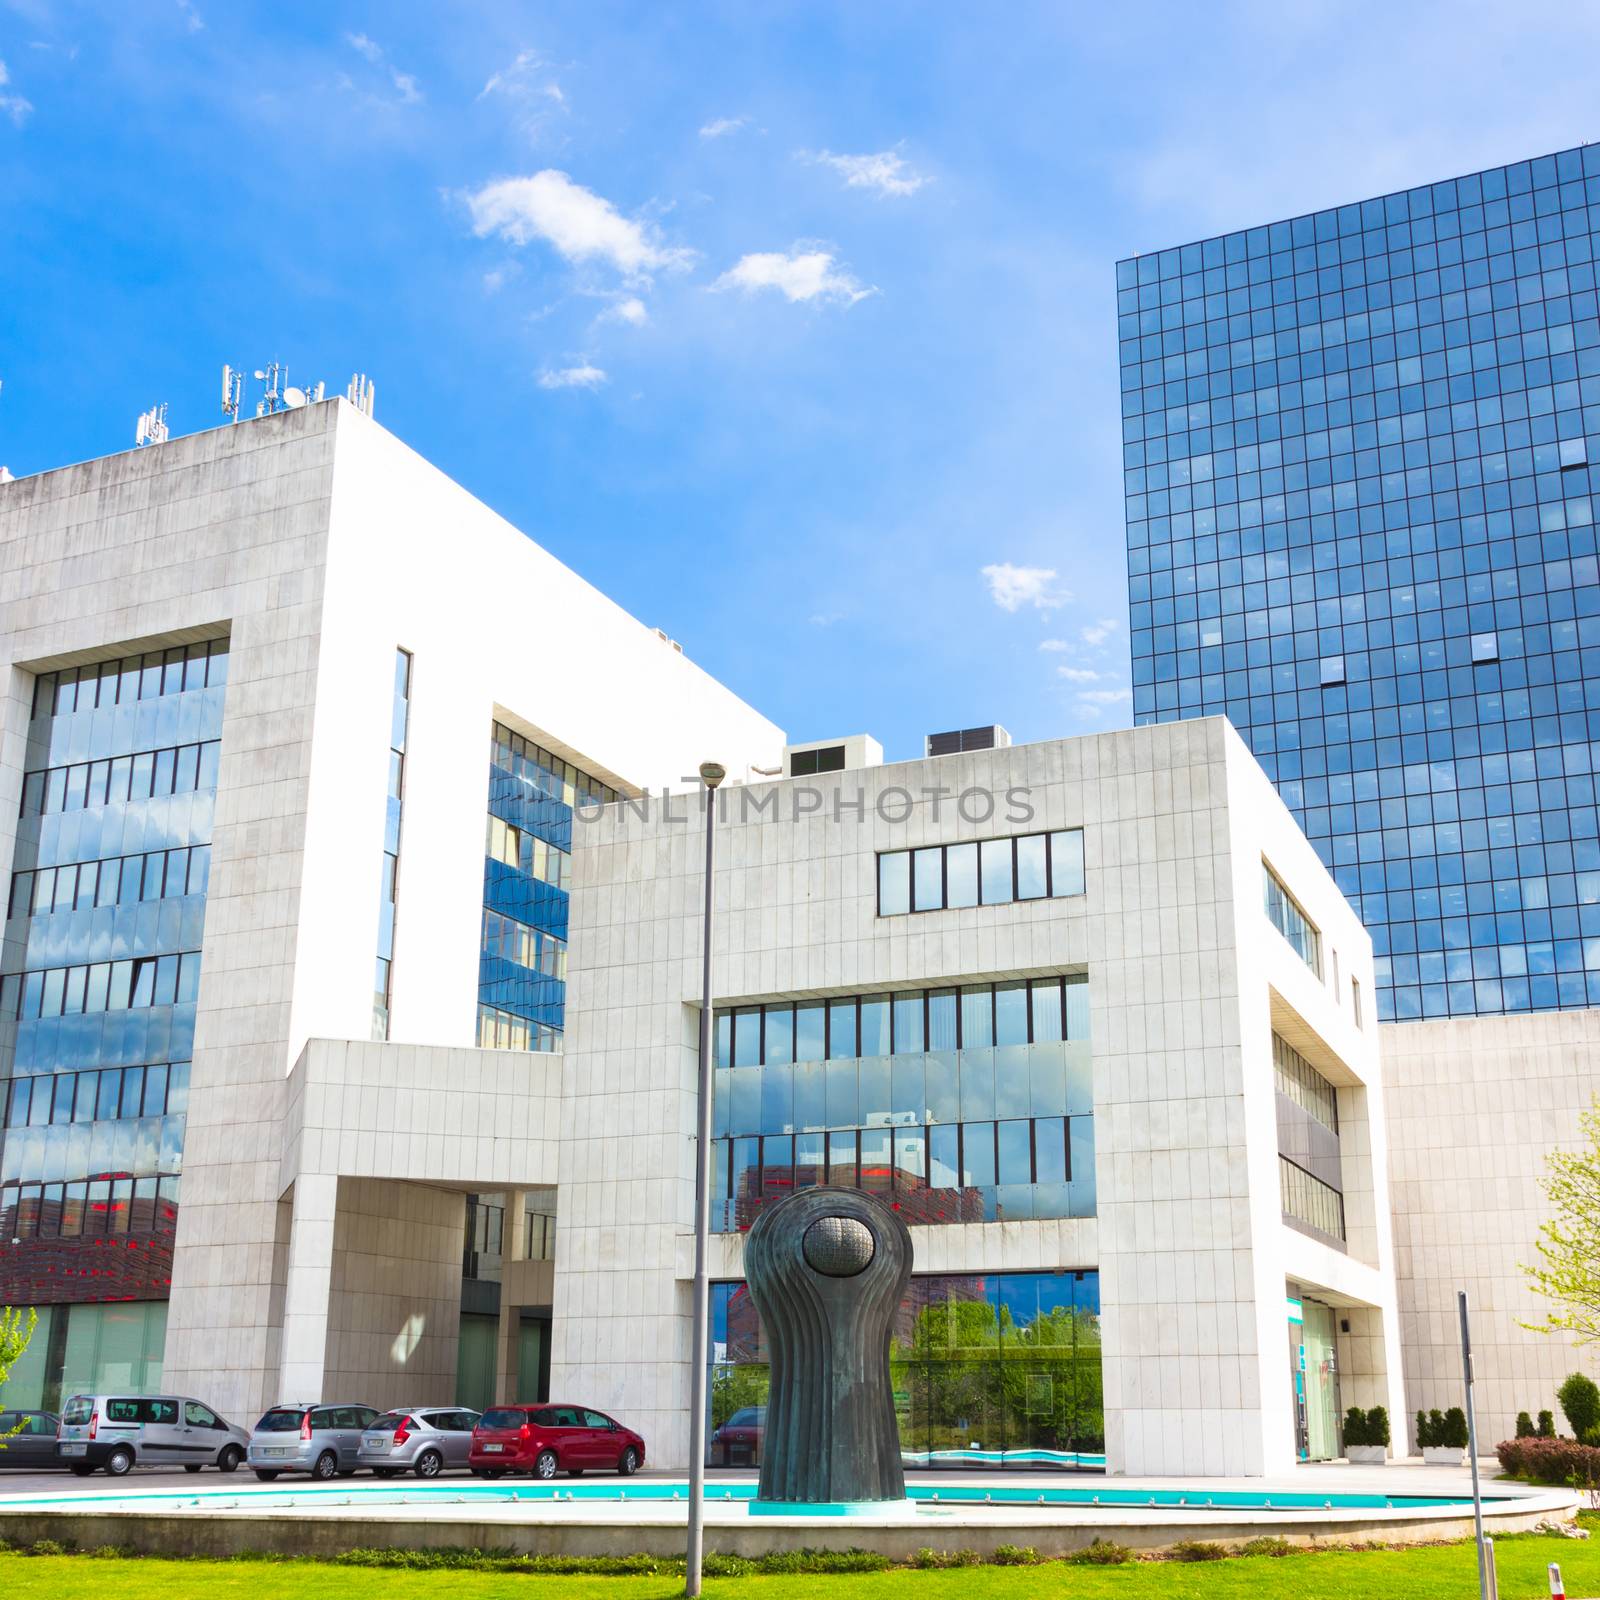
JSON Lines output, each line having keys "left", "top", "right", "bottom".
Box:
{"left": 264, "top": 1447, "right": 290, "bottom": 1457}
{"left": 60, "top": 1443, "right": 85, "bottom": 1457}
{"left": 363, "top": 1437, "right": 389, "bottom": 1451}
{"left": 482, "top": 1443, "right": 504, "bottom": 1453}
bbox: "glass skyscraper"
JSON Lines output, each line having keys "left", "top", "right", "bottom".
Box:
{"left": 1119, "top": 143, "right": 1600, "bottom": 1022}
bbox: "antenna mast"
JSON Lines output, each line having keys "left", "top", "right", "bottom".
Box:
{"left": 135, "top": 405, "right": 170, "bottom": 447}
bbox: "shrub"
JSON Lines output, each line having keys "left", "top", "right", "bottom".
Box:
{"left": 26, "top": 1541, "right": 68, "bottom": 1558}
{"left": 1427, "top": 1408, "right": 1445, "bottom": 1449}
{"left": 1343, "top": 1406, "right": 1369, "bottom": 1447}
{"left": 947, "top": 1549, "right": 981, "bottom": 1567}
{"left": 992, "top": 1545, "right": 1039, "bottom": 1566}
{"left": 1367, "top": 1406, "right": 1391, "bottom": 1447}
{"left": 1239, "top": 1536, "right": 1294, "bottom": 1557}
{"left": 1517, "top": 1411, "right": 1536, "bottom": 1439}
{"left": 1417, "top": 1409, "right": 1432, "bottom": 1449}
{"left": 1560, "top": 1374, "right": 1600, "bottom": 1441}
{"left": 1540, "top": 1409, "right": 1557, "bottom": 1438}
{"left": 1068, "top": 1539, "right": 1134, "bottom": 1565}
{"left": 1496, "top": 1435, "right": 1600, "bottom": 1484}
{"left": 912, "top": 1549, "right": 941, "bottom": 1570}
{"left": 1169, "top": 1539, "right": 1227, "bottom": 1562}
{"left": 1441, "top": 1407, "right": 1469, "bottom": 1450}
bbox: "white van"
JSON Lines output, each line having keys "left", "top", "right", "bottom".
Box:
{"left": 56, "top": 1393, "right": 250, "bottom": 1476}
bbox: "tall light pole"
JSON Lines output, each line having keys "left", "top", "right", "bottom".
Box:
{"left": 685, "top": 760, "right": 725, "bottom": 1599}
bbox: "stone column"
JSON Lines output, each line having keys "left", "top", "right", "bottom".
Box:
{"left": 494, "top": 1189, "right": 529, "bottom": 1404}
{"left": 277, "top": 1173, "right": 339, "bottom": 1402}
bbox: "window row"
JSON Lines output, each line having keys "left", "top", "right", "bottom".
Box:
{"left": 0, "top": 1174, "right": 181, "bottom": 1241}
{"left": 1279, "top": 1155, "right": 1346, "bottom": 1242}
{"left": 374, "top": 649, "right": 411, "bottom": 1042}
{"left": 31, "top": 642, "right": 229, "bottom": 721}
{"left": 877, "top": 829, "right": 1085, "bottom": 916}
{"left": 481, "top": 909, "right": 567, "bottom": 981}
{"left": 20, "top": 740, "right": 221, "bottom": 817}
{"left": 475, "top": 1002, "right": 562, "bottom": 1054}
{"left": 1272, "top": 1034, "right": 1338, "bottom": 1133}
{"left": 716, "top": 978, "right": 1090, "bottom": 1069}
{"left": 492, "top": 721, "right": 620, "bottom": 810}
{"left": 712, "top": 1115, "right": 1096, "bottom": 1232}
{"left": 0, "top": 952, "right": 202, "bottom": 1021}
{"left": 486, "top": 815, "right": 571, "bottom": 891}
{"left": 1264, "top": 863, "right": 1322, "bottom": 975}
{"left": 5, "top": 1061, "right": 190, "bottom": 1129}
{"left": 8, "top": 845, "right": 211, "bottom": 920}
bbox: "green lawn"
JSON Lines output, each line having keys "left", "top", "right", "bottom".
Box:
{"left": 1, "top": 1538, "right": 1597, "bottom": 1600}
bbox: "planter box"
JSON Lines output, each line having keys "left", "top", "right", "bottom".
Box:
{"left": 1345, "top": 1445, "right": 1387, "bottom": 1464}
{"left": 1423, "top": 1446, "right": 1465, "bottom": 1466}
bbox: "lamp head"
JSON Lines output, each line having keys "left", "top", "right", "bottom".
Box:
{"left": 699, "top": 761, "right": 727, "bottom": 790}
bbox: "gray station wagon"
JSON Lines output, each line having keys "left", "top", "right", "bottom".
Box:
{"left": 248, "top": 1403, "right": 378, "bottom": 1481}
{"left": 357, "top": 1408, "right": 480, "bottom": 1477}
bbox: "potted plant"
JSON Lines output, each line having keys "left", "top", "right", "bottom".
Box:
{"left": 1344, "top": 1405, "right": 1386, "bottom": 1464}
{"left": 1423, "top": 1406, "right": 1468, "bottom": 1467}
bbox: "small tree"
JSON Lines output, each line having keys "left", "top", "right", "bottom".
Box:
{"left": 1559, "top": 1373, "right": 1600, "bottom": 1442}
{"left": 1441, "top": 1407, "right": 1469, "bottom": 1450}
{"left": 1367, "top": 1406, "right": 1391, "bottom": 1448}
{"left": 1539, "top": 1409, "right": 1557, "bottom": 1438}
{"left": 1416, "top": 1409, "right": 1432, "bottom": 1449}
{"left": 1343, "top": 1406, "right": 1368, "bottom": 1448}
{"left": 1525, "top": 1100, "right": 1600, "bottom": 1344}
{"left": 0, "top": 1308, "right": 37, "bottom": 1452}
{"left": 1517, "top": 1411, "right": 1536, "bottom": 1438}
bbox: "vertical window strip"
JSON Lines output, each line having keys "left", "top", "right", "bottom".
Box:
{"left": 373, "top": 649, "right": 411, "bottom": 1040}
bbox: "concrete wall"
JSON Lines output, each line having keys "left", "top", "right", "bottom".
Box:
{"left": 1383, "top": 1010, "right": 1600, "bottom": 1448}
{"left": 559, "top": 717, "right": 1403, "bottom": 1475}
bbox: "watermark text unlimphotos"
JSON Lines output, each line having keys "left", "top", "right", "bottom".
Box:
{"left": 573, "top": 783, "right": 1034, "bottom": 828}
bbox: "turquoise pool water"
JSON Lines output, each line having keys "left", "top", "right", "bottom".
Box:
{"left": 0, "top": 1479, "right": 1513, "bottom": 1514}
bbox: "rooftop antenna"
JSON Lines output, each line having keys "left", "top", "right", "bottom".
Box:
{"left": 346, "top": 373, "right": 376, "bottom": 418}
{"left": 135, "top": 405, "right": 169, "bottom": 447}
{"left": 254, "top": 361, "right": 286, "bottom": 416}
{"left": 221, "top": 364, "right": 243, "bottom": 421}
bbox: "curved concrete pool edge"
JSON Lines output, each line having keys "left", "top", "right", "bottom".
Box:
{"left": 0, "top": 1479, "right": 1576, "bottom": 1560}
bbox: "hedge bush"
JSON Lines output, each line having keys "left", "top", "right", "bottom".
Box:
{"left": 1517, "top": 1412, "right": 1536, "bottom": 1439}
{"left": 1496, "top": 1434, "right": 1600, "bottom": 1484}
{"left": 1560, "top": 1373, "right": 1600, "bottom": 1442}
{"left": 1441, "top": 1407, "right": 1469, "bottom": 1450}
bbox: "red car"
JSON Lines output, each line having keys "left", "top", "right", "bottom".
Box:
{"left": 469, "top": 1403, "right": 644, "bottom": 1479}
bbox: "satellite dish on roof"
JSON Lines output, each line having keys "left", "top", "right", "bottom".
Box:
{"left": 283, "top": 386, "right": 307, "bottom": 409}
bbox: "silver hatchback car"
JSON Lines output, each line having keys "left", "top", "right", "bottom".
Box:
{"left": 248, "top": 1403, "right": 378, "bottom": 1481}
{"left": 358, "top": 1408, "right": 480, "bottom": 1478}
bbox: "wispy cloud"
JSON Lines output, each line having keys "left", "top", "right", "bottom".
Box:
{"left": 478, "top": 47, "right": 565, "bottom": 115}
{"left": 1081, "top": 617, "right": 1119, "bottom": 646}
{"left": 802, "top": 147, "right": 928, "bottom": 197}
{"left": 175, "top": 0, "right": 203, "bottom": 32}
{"left": 700, "top": 115, "right": 749, "bottom": 139}
{"left": 537, "top": 363, "right": 607, "bottom": 391}
{"left": 1073, "top": 686, "right": 1132, "bottom": 721}
{"left": 0, "top": 59, "right": 34, "bottom": 125}
{"left": 1056, "top": 666, "right": 1100, "bottom": 684}
{"left": 712, "top": 247, "right": 874, "bottom": 305}
{"left": 467, "top": 171, "right": 694, "bottom": 285}
{"left": 342, "top": 32, "right": 422, "bottom": 105}
{"left": 981, "top": 563, "right": 1068, "bottom": 613}
{"left": 601, "top": 296, "right": 648, "bottom": 327}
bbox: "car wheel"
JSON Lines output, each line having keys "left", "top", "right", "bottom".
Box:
{"left": 534, "top": 1450, "right": 558, "bottom": 1480}
{"left": 185, "top": 1464, "right": 203, "bottom": 1474}
{"left": 68, "top": 1464, "right": 95, "bottom": 1477}
{"left": 254, "top": 1470, "right": 280, "bottom": 1482}
{"left": 312, "top": 1451, "right": 338, "bottom": 1481}
{"left": 618, "top": 1447, "right": 640, "bottom": 1476}
{"left": 218, "top": 1446, "right": 243, "bottom": 1474}
{"left": 414, "top": 1450, "right": 443, "bottom": 1479}
{"left": 104, "top": 1446, "right": 135, "bottom": 1477}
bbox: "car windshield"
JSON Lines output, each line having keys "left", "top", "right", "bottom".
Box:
{"left": 61, "top": 1398, "right": 93, "bottom": 1426}
{"left": 731, "top": 1408, "right": 763, "bottom": 1426}
{"left": 255, "top": 1408, "right": 306, "bottom": 1433}
{"left": 369, "top": 1412, "right": 409, "bottom": 1432}
{"left": 479, "top": 1408, "right": 525, "bottom": 1430}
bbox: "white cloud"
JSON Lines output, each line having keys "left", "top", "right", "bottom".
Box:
{"left": 467, "top": 171, "right": 694, "bottom": 284}
{"left": 1081, "top": 617, "right": 1120, "bottom": 646}
{"left": 700, "top": 115, "right": 748, "bottom": 139}
{"left": 603, "top": 296, "right": 648, "bottom": 327}
{"left": 711, "top": 248, "right": 874, "bottom": 305}
{"left": 1076, "top": 687, "right": 1132, "bottom": 714}
{"left": 981, "top": 563, "right": 1068, "bottom": 613}
{"left": 1056, "top": 667, "right": 1100, "bottom": 684}
{"left": 176, "top": 0, "right": 203, "bottom": 32}
{"left": 1038, "top": 639, "right": 1071, "bottom": 653}
{"left": 0, "top": 60, "right": 32, "bottom": 125}
{"left": 478, "top": 47, "right": 564, "bottom": 110}
{"left": 343, "top": 32, "right": 421, "bottom": 105}
{"left": 537, "top": 363, "right": 608, "bottom": 391}
{"left": 804, "top": 147, "right": 928, "bottom": 197}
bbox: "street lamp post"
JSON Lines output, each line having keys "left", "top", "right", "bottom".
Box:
{"left": 685, "top": 760, "right": 725, "bottom": 1599}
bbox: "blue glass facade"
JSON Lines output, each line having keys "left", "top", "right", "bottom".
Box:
{"left": 476, "top": 722, "right": 618, "bottom": 1052}
{"left": 1120, "top": 144, "right": 1600, "bottom": 1022}
{"left": 0, "top": 639, "right": 227, "bottom": 1307}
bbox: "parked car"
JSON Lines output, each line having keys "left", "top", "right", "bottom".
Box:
{"left": 358, "top": 1408, "right": 480, "bottom": 1478}
{"left": 0, "top": 1411, "right": 60, "bottom": 1470}
{"left": 247, "top": 1403, "right": 378, "bottom": 1481}
{"left": 469, "top": 1403, "right": 644, "bottom": 1479}
{"left": 56, "top": 1394, "right": 249, "bottom": 1477}
{"left": 710, "top": 1405, "right": 765, "bottom": 1466}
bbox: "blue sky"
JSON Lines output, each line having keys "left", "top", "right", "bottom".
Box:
{"left": 3, "top": 2, "right": 1599, "bottom": 759}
